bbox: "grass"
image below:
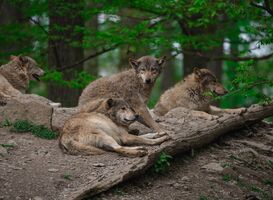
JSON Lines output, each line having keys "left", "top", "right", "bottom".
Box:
{"left": 62, "top": 173, "right": 73, "bottom": 180}
{"left": 1, "top": 144, "right": 15, "bottom": 148}
{"left": 199, "top": 195, "right": 209, "bottom": 200}
{"left": 0, "top": 118, "right": 12, "bottom": 127}
{"left": 154, "top": 152, "right": 173, "bottom": 174}
{"left": 1, "top": 119, "right": 58, "bottom": 140}
{"left": 222, "top": 174, "right": 232, "bottom": 182}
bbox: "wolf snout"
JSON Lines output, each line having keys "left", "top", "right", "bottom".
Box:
{"left": 134, "top": 114, "right": 140, "bottom": 120}
{"left": 145, "top": 79, "right": 152, "bottom": 84}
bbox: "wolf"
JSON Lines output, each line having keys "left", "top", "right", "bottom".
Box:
{"left": 153, "top": 67, "right": 245, "bottom": 119}
{"left": 60, "top": 98, "right": 169, "bottom": 157}
{"left": 79, "top": 55, "right": 167, "bottom": 135}
{"left": 0, "top": 55, "right": 44, "bottom": 95}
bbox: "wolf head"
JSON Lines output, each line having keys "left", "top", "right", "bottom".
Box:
{"left": 105, "top": 98, "right": 138, "bottom": 126}
{"left": 193, "top": 68, "right": 228, "bottom": 96}
{"left": 129, "top": 56, "right": 166, "bottom": 85}
{"left": 10, "top": 55, "right": 45, "bottom": 81}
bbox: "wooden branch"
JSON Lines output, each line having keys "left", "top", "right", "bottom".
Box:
{"left": 251, "top": 0, "right": 273, "bottom": 16}
{"left": 58, "top": 44, "right": 119, "bottom": 71}
{"left": 169, "top": 50, "right": 273, "bottom": 62}
{"left": 62, "top": 101, "right": 273, "bottom": 200}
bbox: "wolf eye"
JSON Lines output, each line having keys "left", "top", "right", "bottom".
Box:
{"left": 121, "top": 107, "right": 126, "bottom": 110}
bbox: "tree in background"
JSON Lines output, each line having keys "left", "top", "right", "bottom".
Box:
{"left": 0, "top": 0, "right": 272, "bottom": 108}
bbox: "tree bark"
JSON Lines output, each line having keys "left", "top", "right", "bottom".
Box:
{"left": 48, "top": 0, "right": 84, "bottom": 106}
{"left": 0, "top": 0, "right": 29, "bottom": 59}
{"left": 83, "top": 2, "right": 99, "bottom": 76}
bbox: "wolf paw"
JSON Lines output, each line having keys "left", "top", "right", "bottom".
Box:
{"left": 134, "top": 146, "right": 148, "bottom": 157}
{"left": 0, "top": 101, "right": 7, "bottom": 106}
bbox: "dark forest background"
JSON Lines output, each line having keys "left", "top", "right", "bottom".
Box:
{"left": 0, "top": 0, "right": 272, "bottom": 107}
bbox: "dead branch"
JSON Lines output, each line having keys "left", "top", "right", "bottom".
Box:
{"left": 63, "top": 101, "right": 273, "bottom": 200}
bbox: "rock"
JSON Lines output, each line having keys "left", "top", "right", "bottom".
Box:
{"left": 173, "top": 183, "right": 181, "bottom": 189}
{"left": 48, "top": 168, "right": 59, "bottom": 173}
{"left": 33, "top": 196, "right": 43, "bottom": 200}
{"left": 7, "top": 140, "right": 17, "bottom": 147}
{"left": 51, "top": 107, "right": 79, "bottom": 131}
{"left": 0, "top": 146, "right": 8, "bottom": 157}
{"left": 0, "top": 94, "right": 53, "bottom": 128}
{"left": 93, "top": 163, "right": 106, "bottom": 167}
{"left": 181, "top": 176, "right": 190, "bottom": 182}
{"left": 201, "top": 162, "right": 224, "bottom": 173}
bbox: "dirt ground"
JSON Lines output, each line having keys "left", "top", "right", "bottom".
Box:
{"left": 0, "top": 121, "right": 273, "bottom": 200}
{"left": 93, "top": 122, "right": 273, "bottom": 200}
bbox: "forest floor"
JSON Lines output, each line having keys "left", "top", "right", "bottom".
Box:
{"left": 0, "top": 122, "right": 273, "bottom": 200}
{"left": 93, "top": 122, "right": 273, "bottom": 200}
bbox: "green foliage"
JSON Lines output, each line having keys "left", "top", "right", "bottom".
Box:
{"left": 199, "top": 195, "right": 209, "bottom": 200}
{"left": 0, "top": 0, "right": 272, "bottom": 108}
{"left": 0, "top": 119, "right": 12, "bottom": 127}
{"left": 62, "top": 173, "right": 73, "bottom": 181}
{"left": 1, "top": 144, "right": 15, "bottom": 148}
{"left": 42, "top": 70, "right": 97, "bottom": 89}
{"left": 154, "top": 152, "right": 172, "bottom": 174}
{"left": 222, "top": 174, "right": 232, "bottom": 182}
{"left": 10, "top": 120, "right": 58, "bottom": 140}
{"left": 221, "top": 61, "right": 273, "bottom": 108}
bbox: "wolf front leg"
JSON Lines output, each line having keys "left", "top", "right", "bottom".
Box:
{"left": 134, "top": 102, "right": 167, "bottom": 136}
{"left": 209, "top": 105, "right": 247, "bottom": 115}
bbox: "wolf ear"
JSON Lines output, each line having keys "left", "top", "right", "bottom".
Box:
{"left": 106, "top": 98, "right": 115, "bottom": 109}
{"left": 193, "top": 67, "right": 202, "bottom": 77}
{"left": 18, "top": 55, "right": 28, "bottom": 64}
{"left": 10, "top": 55, "right": 17, "bottom": 61}
{"left": 157, "top": 56, "right": 166, "bottom": 66}
{"left": 129, "top": 58, "right": 139, "bottom": 70}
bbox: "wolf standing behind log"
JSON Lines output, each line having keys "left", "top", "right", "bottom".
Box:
{"left": 153, "top": 68, "right": 245, "bottom": 119}
{"left": 0, "top": 55, "right": 45, "bottom": 103}
{"left": 79, "top": 56, "right": 167, "bottom": 135}
{"left": 60, "top": 98, "right": 169, "bottom": 157}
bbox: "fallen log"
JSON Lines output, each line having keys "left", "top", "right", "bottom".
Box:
{"left": 61, "top": 101, "right": 273, "bottom": 200}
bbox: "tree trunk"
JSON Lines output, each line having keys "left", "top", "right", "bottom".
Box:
{"left": 48, "top": 0, "right": 84, "bottom": 106}
{"left": 0, "top": 0, "right": 29, "bottom": 59}
{"left": 83, "top": 2, "right": 98, "bottom": 76}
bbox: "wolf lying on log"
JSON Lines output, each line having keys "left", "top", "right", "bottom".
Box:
{"left": 59, "top": 98, "right": 169, "bottom": 157}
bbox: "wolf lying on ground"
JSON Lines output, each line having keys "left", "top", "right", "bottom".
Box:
{"left": 60, "top": 98, "right": 169, "bottom": 157}
{"left": 0, "top": 55, "right": 44, "bottom": 97}
{"left": 79, "top": 56, "right": 167, "bottom": 135}
{"left": 153, "top": 68, "right": 245, "bottom": 119}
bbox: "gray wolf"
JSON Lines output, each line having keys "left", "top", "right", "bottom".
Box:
{"left": 153, "top": 67, "right": 245, "bottom": 119}
{"left": 60, "top": 98, "right": 169, "bottom": 157}
{"left": 0, "top": 55, "right": 44, "bottom": 94}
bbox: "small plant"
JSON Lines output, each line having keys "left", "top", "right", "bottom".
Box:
{"left": 1, "top": 144, "right": 15, "bottom": 148}
{"left": 221, "top": 162, "right": 231, "bottom": 168}
{"left": 267, "top": 160, "right": 273, "bottom": 170}
{"left": 199, "top": 195, "right": 209, "bottom": 200}
{"left": 62, "top": 173, "right": 72, "bottom": 180}
{"left": 263, "top": 179, "right": 273, "bottom": 186}
{"left": 11, "top": 120, "right": 32, "bottom": 132}
{"left": 10, "top": 120, "right": 58, "bottom": 139}
{"left": 113, "top": 187, "right": 124, "bottom": 196}
{"left": 0, "top": 118, "right": 12, "bottom": 127}
{"left": 222, "top": 174, "right": 232, "bottom": 182}
{"left": 154, "top": 152, "right": 173, "bottom": 174}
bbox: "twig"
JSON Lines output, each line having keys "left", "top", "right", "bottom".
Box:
{"left": 251, "top": 0, "right": 273, "bottom": 16}
{"left": 59, "top": 45, "right": 119, "bottom": 71}
{"left": 169, "top": 50, "right": 273, "bottom": 62}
